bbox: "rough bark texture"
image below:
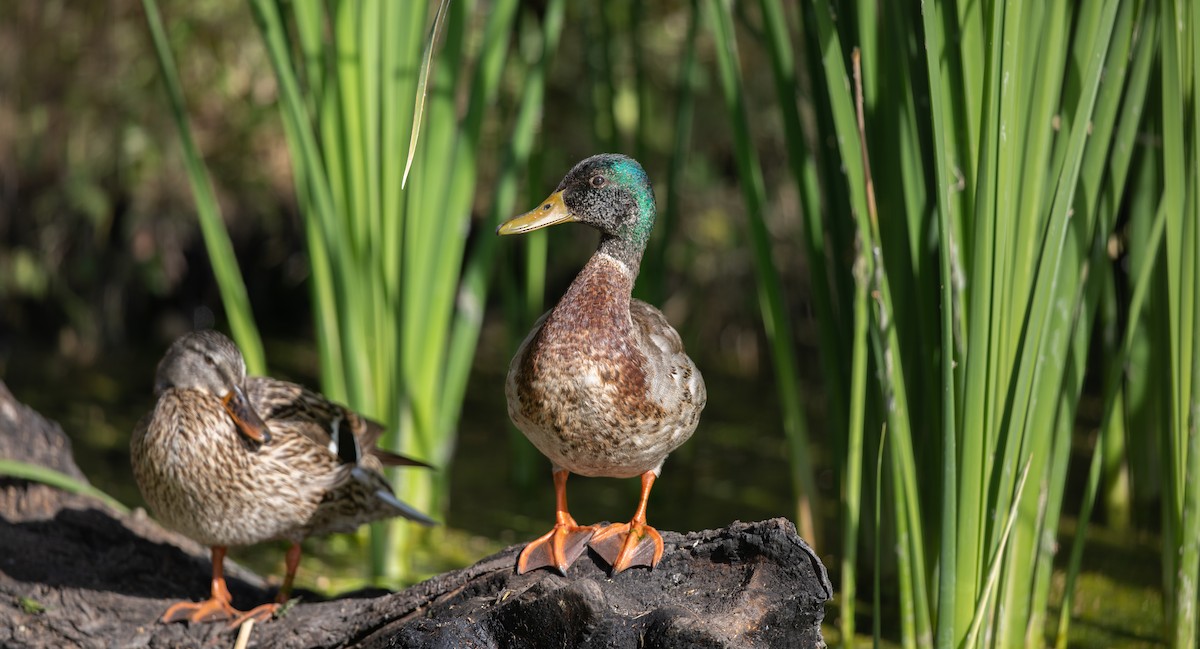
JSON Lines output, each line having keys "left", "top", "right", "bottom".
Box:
{"left": 0, "top": 380, "right": 832, "bottom": 648}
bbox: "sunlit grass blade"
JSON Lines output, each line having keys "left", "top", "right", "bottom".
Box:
{"left": 963, "top": 460, "right": 1031, "bottom": 647}
{"left": 0, "top": 459, "right": 129, "bottom": 515}
{"left": 402, "top": 0, "right": 450, "bottom": 190}
{"left": 1158, "top": 0, "right": 1198, "bottom": 641}
{"left": 141, "top": 0, "right": 265, "bottom": 374}
{"left": 873, "top": 425, "right": 886, "bottom": 643}
{"left": 841, "top": 165, "right": 871, "bottom": 647}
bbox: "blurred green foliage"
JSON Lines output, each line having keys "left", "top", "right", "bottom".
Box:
{"left": 0, "top": 0, "right": 800, "bottom": 371}
{"left": 1, "top": 1, "right": 299, "bottom": 356}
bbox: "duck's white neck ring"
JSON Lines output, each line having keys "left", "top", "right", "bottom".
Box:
{"left": 597, "top": 234, "right": 644, "bottom": 278}
{"left": 595, "top": 250, "right": 634, "bottom": 278}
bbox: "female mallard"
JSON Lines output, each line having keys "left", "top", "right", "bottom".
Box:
{"left": 497, "top": 153, "right": 706, "bottom": 575}
{"left": 131, "top": 330, "right": 434, "bottom": 625}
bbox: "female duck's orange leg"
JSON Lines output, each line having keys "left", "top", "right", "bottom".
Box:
{"left": 276, "top": 541, "right": 302, "bottom": 603}
{"left": 517, "top": 470, "right": 597, "bottom": 574}
{"left": 161, "top": 546, "right": 243, "bottom": 623}
{"left": 226, "top": 542, "right": 302, "bottom": 628}
{"left": 589, "top": 471, "right": 665, "bottom": 574}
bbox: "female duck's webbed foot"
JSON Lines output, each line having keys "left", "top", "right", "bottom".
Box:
{"left": 161, "top": 546, "right": 244, "bottom": 624}
{"left": 517, "top": 470, "right": 597, "bottom": 575}
{"left": 161, "top": 596, "right": 241, "bottom": 624}
{"left": 225, "top": 540, "right": 303, "bottom": 628}
{"left": 225, "top": 602, "right": 279, "bottom": 629}
{"left": 588, "top": 471, "right": 665, "bottom": 574}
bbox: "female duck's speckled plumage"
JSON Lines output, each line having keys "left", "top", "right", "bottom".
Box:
{"left": 498, "top": 153, "right": 706, "bottom": 576}
{"left": 131, "top": 330, "right": 432, "bottom": 625}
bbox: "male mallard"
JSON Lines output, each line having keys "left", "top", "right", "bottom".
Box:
{"left": 497, "top": 153, "right": 707, "bottom": 575}
{"left": 131, "top": 330, "right": 434, "bottom": 625}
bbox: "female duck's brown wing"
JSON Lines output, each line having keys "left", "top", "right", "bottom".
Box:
{"left": 244, "top": 376, "right": 437, "bottom": 528}
{"left": 243, "top": 376, "right": 432, "bottom": 469}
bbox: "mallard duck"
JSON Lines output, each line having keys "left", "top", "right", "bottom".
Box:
{"left": 497, "top": 153, "right": 707, "bottom": 575}
{"left": 131, "top": 330, "right": 435, "bottom": 625}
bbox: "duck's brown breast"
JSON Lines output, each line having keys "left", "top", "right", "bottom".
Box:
{"left": 130, "top": 389, "right": 328, "bottom": 547}
{"left": 506, "top": 254, "right": 705, "bottom": 477}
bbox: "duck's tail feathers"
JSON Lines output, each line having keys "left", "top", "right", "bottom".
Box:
{"left": 371, "top": 448, "right": 434, "bottom": 469}
{"left": 349, "top": 466, "right": 437, "bottom": 526}
{"left": 375, "top": 489, "right": 438, "bottom": 526}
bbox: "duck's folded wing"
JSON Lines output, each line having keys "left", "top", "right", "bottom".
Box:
{"left": 629, "top": 300, "right": 708, "bottom": 413}
{"left": 243, "top": 377, "right": 428, "bottom": 466}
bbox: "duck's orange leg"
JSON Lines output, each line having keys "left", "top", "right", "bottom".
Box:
{"left": 589, "top": 471, "right": 665, "bottom": 574}
{"left": 276, "top": 541, "right": 302, "bottom": 603}
{"left": 226, "top": 542, "right": 301, "bottom": 628}
{"left": 517, "top": 470, "right": 597, "bottom": 575}
{"left": 161, "top": 546, "right": 244, "bottom": 624}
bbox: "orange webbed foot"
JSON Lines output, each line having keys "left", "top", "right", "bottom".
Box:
{"left": 589, "top": 520, "right": 664, "bottom": 574}
{"left": 517, "top": 516, "right": 597, "bottom": 575}
{"left": 161, "top": 597, "right": 242, "bottom": 624}
{"left": 161, "top": 546, "right": 276, "bottom": 627}
{"left": 226, "top": 602, "right": 279, "bottom": 629}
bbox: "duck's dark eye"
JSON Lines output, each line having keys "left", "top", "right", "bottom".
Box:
{"left": 590, "top": 175, "right": 606, "bottom": 188}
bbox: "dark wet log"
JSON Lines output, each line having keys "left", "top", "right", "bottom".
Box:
{"left": 0, "top": 381, "right": 832, "bottom": 648}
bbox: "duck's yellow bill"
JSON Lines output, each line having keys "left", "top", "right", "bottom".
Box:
{"left": 222, "top": 386, "right": 272, "bottom": 445}
{"left": 497, "top": 191, "right": 576, "bottom": 235}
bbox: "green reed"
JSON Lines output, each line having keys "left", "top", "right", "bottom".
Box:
{"left": 711, "top": 0, "right": 1194, "bottom": 646}
{"left": 143, "top": 0, "right": 558, "bottom": 583}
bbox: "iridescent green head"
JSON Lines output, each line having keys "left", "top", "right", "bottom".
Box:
{"left": 497, "top": 154, "right": 656, "bottom": 270}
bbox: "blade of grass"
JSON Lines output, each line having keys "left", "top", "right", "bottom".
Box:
{"left": 917, "top": 0, "right": 962, "bottom": 644}
{"left": 873, "top": 424, "right": 887, "bottom": 645}
{"left": 0, "top": 460, "right": 129, "bottom": 515}
{"left": 402, "top": 0, "right": 450, "bottom": 190}
{"left": 1165, "top": 0, "right": 1199, "bottom": 637}
{"left": 963, "top": 460, "right": 1032, "bottom": 648}
{"left": 141, "top": 0, "right": 265, "bottom": 374}
{"left": 842, "top": 152, "right": 872, "bottom": 648}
